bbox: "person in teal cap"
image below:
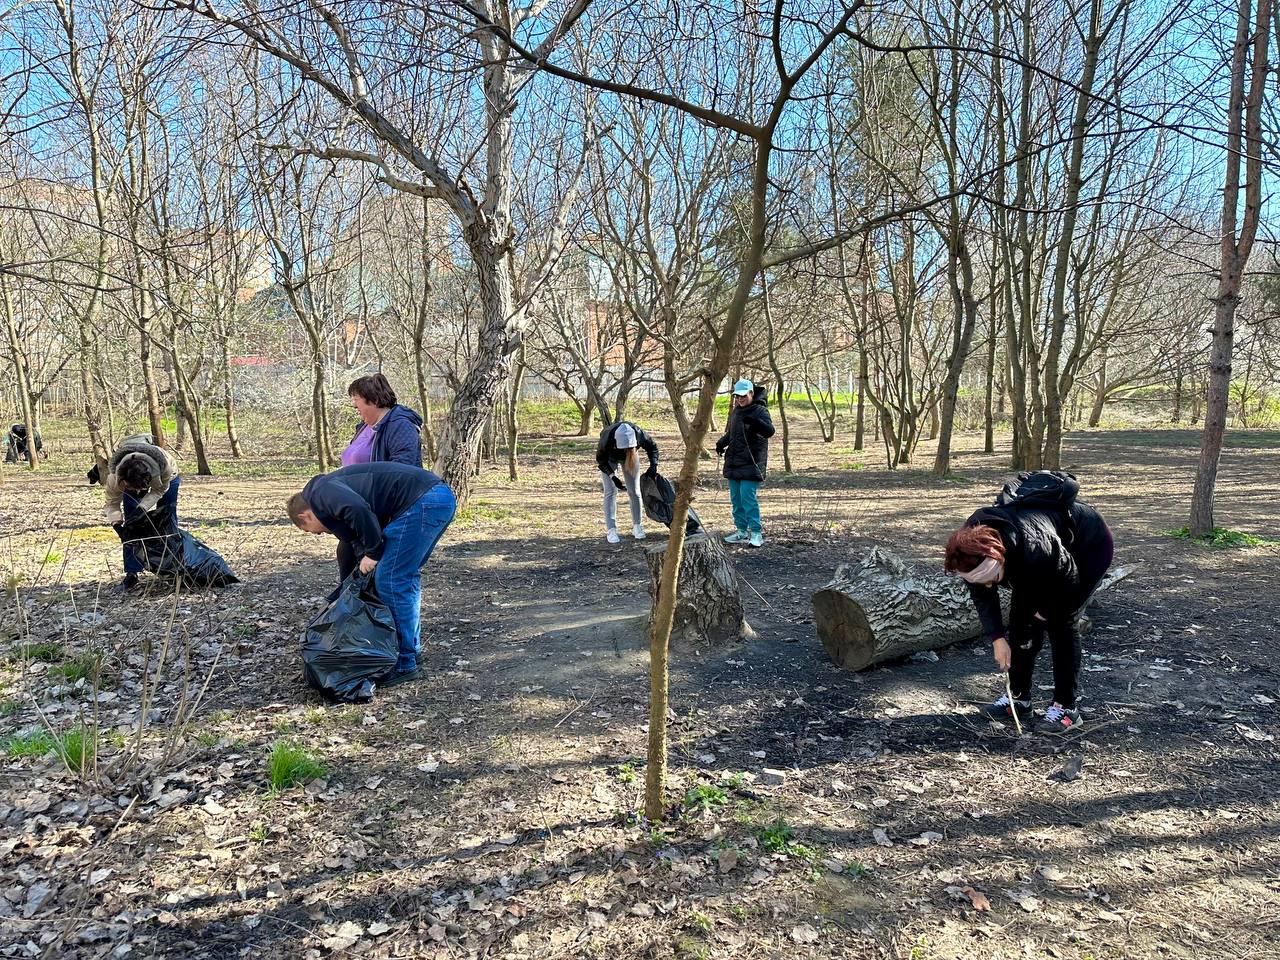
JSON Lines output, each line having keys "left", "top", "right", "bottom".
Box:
{"left": 715, "top": 379, "right": 775, "bottom": 547}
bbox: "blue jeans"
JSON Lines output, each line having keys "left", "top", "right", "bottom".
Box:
{"left": 728, "top": 479, "right": 761, "bottom": 534}
{"left": 373, "top": 484, "right": 457, "bottom": 673}
{"left": 120, "top": 476, "right": 181, "bottom": 574}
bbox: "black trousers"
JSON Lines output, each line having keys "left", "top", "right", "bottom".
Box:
{"left": 1008, "top": 523, "right": 1114, "bottom": 708}
{"left": 1009, "top": 619, "right": 1081, "bottom": 707}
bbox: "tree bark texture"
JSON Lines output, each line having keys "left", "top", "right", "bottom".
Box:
{"left": 644, "top": 533, "right": 749, "bottom": 646}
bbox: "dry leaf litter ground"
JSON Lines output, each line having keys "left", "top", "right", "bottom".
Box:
{"left": 1, "top": 419, "right": 1278, "bottom": 960}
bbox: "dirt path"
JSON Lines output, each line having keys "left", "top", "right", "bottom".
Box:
{"left": 1, "top": 425, "right": 1277, "bottom": 959}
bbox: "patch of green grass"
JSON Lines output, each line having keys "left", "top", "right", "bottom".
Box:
{"left": 1166, "top": 527, "right": 1277, "bottom": 549}
{"left": 756, "top": 817, "right": 819, "bottom": 860}
{"left": 249, "top": 821, "right": 269, "bottom": 843}
{"left": 10, "top": 641, "right": 63, "bottom": 662}
{"left": 5, "top": 728, "right": 55, "bottom": 758}
{"left": 48, "top": 652, "right": 101, "bottom": 684}
{"left": 615, "top": 762, "right": 637, "bottom": 784}
{"left": 266, "top": 741, "right": 326, "bottom": 792}
{"left": 0, "top": 698, "right": 22, "bottom": 717}
{"left": 455, "top": 502, "right": 517, "bottom": 524}
{"left": 719, "top": 771, "right": 746, "bottom": 789}
{"left": 687, "top": 911, "right": 714, "bottom": 933}
{"left": 674, "top": 936, "right": 710, "bottom": 960}
{"left": 40, "top": 550, "right": 64, "bottom": 566}
{"left": 757, "top": 819, "right": 794, "bottom": 852}
{"left": 57, "top": 725, "right": 96, "bottom": 773}
{"left": 682, "top": 783, "right": 728, "bottom": 815}
{"left": 67, "top": 527, "right": 120, "bottom": 545}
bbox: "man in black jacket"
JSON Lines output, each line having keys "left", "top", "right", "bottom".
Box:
{"left": 288, "top": 462, "right": 457, "bottom": 686}
{"left": 716, "top": 379, "right": 775, "bottom": 548}
{"left": 944, "top": 478, "right": 1113, "bottom": 734}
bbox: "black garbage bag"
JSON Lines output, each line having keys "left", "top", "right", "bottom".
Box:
{"left": 303, "top": 573, "right": 398, "bottom": 703}
{"left": 115, "top": 501, "right": 238, "bottom": 588}
{"left": 640, "top": 472, "right": 703, "bottom": 536}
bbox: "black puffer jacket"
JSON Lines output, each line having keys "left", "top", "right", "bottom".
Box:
{"left": 596, "top": 421, "right": 659, "bottom": 475}
{"left": 965, "top": 500, "right": 1113, "bottom": 640}
{"left": 716, "top": 385, "right": 775, "bottom": 482}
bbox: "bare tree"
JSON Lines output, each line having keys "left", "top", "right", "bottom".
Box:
{"left": 1189, "top": 0, "right": 1272, "bottom": 535}
{"left": 178, "top": 0, "right": 593, "bottom": 503}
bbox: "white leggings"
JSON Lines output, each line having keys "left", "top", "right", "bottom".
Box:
{"left": 602, "top": 467, "right": 642, "bottom": 530}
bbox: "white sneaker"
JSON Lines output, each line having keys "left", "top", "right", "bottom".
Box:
{"left": 724, "top": 530, "right": 749, "bottom": 543}
{"left": 606, "top": 529, "right": 620, "bottom": 544}
{"left": 749, "top": 532, "right": 764, "bottom": 548}
{"left": 633, "top": 524, "right": 646, "bottom": 540}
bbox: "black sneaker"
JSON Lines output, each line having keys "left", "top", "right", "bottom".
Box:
{"left": 978, "top": 692, "right": 1032, "bottom": 722}
{"left": 112, "top": 573, "right": 141, "bottom": 595}
{"left": 378, "top": 668, "right": 420, "bottom": 689}
{"left": 1037, "top": 703, "right": 1082, "bottom": 734}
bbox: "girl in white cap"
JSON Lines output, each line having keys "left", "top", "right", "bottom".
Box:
{"left": 595, "top": 421, "right": 659, "bottom": 543}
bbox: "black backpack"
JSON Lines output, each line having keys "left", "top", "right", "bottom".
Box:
{"left": 994, "top": 470, "right": 1080, "bottom": 537}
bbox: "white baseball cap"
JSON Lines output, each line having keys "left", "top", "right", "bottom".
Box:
{"left": 614, "top": 423, "right": 637, "bottom": 448}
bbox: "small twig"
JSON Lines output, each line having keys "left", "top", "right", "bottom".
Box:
{"left": 1005, "top": 672, "right": 1023, "bottom": 736}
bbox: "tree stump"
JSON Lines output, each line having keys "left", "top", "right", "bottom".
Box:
{"left": 811, "top": 545, "right": 1130, "bottom": 671}
{"left": 645, "top": 532, "right": 750, "bottom": 645}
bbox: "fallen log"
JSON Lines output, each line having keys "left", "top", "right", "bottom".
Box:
{"left": 645, "top": 532, "right": 751, "bottom": 645}
{"left": 811, "top": 545, "right": 1131, "bottom": 671}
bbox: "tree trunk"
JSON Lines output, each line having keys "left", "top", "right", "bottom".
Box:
{"left": 1042, "top": 0, "right": 1108, "bottom": 469}
{"left": 1172, "top": 372, "right": 1183, "bottom": 423}
{"left": 1088, "top": 346, "right": 1109, "bottom": 427}
{"left": 577, "top": 401, "right": 593, "bottom": 437}
{"left": 663, "top": 345, "right": 693, "bottom": 445}
{"left": 932, "top": 238, "right": 978, "bottom": 480}
{"left": 983, "top": 311, "right": 997, "bottom": 454}
{"left": 855, "top": 345, "right": 867, "bottom": 451}
{"left": 644, "top": 533, "right": 750, "bottom": 646}
{"left": 139, "top": 304, "right": 166, "bottom": 448}
{"left": 1190, "top": 0, "right": 1269, "bottom": 537}
{"left": 433, "top": 240, "right": 517, "bottom": 502}
{"left": 308, "top": 340, "right": 331, "bottom": 471}
{"left": 412, "top": 333, "right": 439, "bottom": 463}
{"left": 761, "top": 275, "right": 792, "bottom": 472}
{"left": 507, "top": 347, "right": 526, "bottom": 481}
{"left": 812, "top": 545, "right": 1130, "bottom": 671}
{"left": 218, "top": 317, "right": 245, "bottom": 459}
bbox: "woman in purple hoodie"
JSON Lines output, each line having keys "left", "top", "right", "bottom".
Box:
{"left": 342, "top": 374, "right": 424, "bottom": 468}
{"left": 337, "top": 374, "right": 425, "bottom": 586}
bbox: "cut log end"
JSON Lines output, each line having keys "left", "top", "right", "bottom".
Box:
{"left": 812, "top": 588, "right": 875, "bottom": 671}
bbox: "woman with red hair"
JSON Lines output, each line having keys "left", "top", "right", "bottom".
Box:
{"left": 944, "top": 476, "right": 1113, "bottom": 733}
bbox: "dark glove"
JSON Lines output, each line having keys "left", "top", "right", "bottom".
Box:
{"left": 645, "top": 463, "right": 658, "bottom": 478}
{"left": 715, "top": 440, "right": 727, "bottom": 455}
{"left": 611, "top": 475, "right": 626, "bottom": 491}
